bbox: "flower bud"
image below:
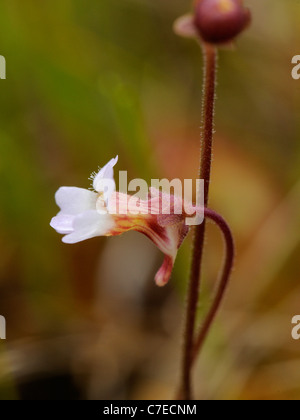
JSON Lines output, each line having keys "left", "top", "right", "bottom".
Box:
{"left": 194, "top": 0, "right": 251, "bottom": 44}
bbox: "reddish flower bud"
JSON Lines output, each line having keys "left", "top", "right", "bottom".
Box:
{"left": 194, "top": 0, "right": 251, "bottom": 44}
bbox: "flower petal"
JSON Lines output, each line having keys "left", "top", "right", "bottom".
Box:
{"left": 173, "top": 14, "right": 199, "bottom": 39}
{"left": 55, "top": 187, "right": 97, "bottom": 215}
{"left": 62, "top": 210, "right": 115, "bottom": 244}
{"left": 50, "top": 213, "right": 75, "bottom": 234}
{"left": 107, "top": 192, "right": 190, "bottom": 286}
{"left": 92, "top": 156, "right": 118, "bottom": 203}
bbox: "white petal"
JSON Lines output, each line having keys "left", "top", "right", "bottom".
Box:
{"left": 93, "top": 156, "right": 118, "bottom": 195}
{"left": 62, "top": 210, "right": 115, "bottom": 244}
{"left": 55, "top": 187, "right": 97, "bottom": 215}
{"left": 50, "top": 213, "right": 75, "bottom": 234}
{"left": 96, "top": 178, "right": 116, "bottom": 206}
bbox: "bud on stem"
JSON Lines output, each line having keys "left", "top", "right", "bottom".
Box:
{"left": 194, "top": 0, "right": 251, "bottom": 44}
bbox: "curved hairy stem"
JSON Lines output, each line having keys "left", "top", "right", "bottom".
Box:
{"left": 192, "top": 209, "right": 235, "bottom": 366}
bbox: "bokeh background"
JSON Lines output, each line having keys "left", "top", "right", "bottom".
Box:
{"left": 0, "top": 0, "right": 300, "bottom": 400}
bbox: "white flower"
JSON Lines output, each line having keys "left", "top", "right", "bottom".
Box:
{"left": 50, "top": 157, "right": 190, "bottom": 286}
{"left": 50, "top": 157, "right": 118, "bottom": 244}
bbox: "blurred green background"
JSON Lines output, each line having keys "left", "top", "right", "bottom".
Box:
{"left": 0, "top": 0, "right": 300, "bottom": 400}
